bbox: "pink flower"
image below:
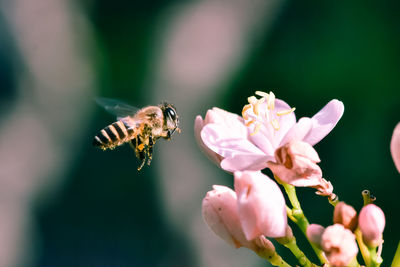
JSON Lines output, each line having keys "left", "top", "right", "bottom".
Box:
{"left": 267, "top": 141, "right": 323, "bottom": 187}
{"left": 358, "top": 204, "right": 385, "bottom": 247}
{"left": 202, "top": 185, "right": 258, "bottom": 250}
{"left": 321, "top": 224, "right": 358, "bottom": 267}
{"left": 391, "top": 122, "right": 400, "bottom": 173}
{"left": 333, "top": 202, "right": 358, "bottom": 231}
{"left": 196, "top": 91, "right": 344, "bottom": 172}
{"left": 234, "top": 171, "right": 287, "bottom": 240}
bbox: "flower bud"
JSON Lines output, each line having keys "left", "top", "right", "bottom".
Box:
{"left": 234, "top": 171, "right": 287, "bottom": 240}
{"left": 306, "top": 224, "right": 325, "bottom": 249}
{"left": 321, "top": 224, "right": 358, "bottom": 267}
{"left": 267, "top": 141, "right": 323, "bottom": 187}
{"left": 358, "top": 204, "right": 385, "bottom": 247}
{"left": 333, "top": 202, "right": 358, "bottom": 231}
{"left": 202, "top": 185, "right": 256, "bottom": 250}
{"left": 391, "top": 122, "right": 400, "bottom": 173}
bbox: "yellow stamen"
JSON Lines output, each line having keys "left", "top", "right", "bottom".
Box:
{"left": 245, "top": 119, "right": 256, "bottom": 126}
{"left": 138, "top": 144, "right": 145, "bottom": 151}
{"left": 247, "top": 96, "right": 257, "bottom": 104}
{"left": 242, "top": 104, "right": 252, "bottom": 120}
{"left": 255, "top": 91, "right": 269, "bottom": 98}
{"left": 271, "top": 119, "right": 280, "bottom": 131}
{"left": 253, "top": 97, "right": 265, "bottom": 116}
{"left": 250, "top": 123, "right": 261, "bottom": 136}
{"left": 277, "top": 107, "right": 296, "bottom": 116}
{"left": 267, "top": 91, "right": 275, "bottom": 110}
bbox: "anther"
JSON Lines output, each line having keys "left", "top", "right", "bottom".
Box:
{"left": 255, "top": 91, "right": 269, "bottom": 98}
{"left": 250, "top": 123, "right": 261, "bottom": 136}
{"left": 247, "top": 96, "right": 257, "bottom": 105}
{"left": 245, "top": 119, "right": 256, "bottom": 127}
{"left": 242, "top": 104, "right": 252, "bottom": 120}
{"left": 277, "top": 107, "right": 296, "bottom": 116}
{"left": 267, "top": 91, "right": 275, "bottom": 110}
{"left": 271, "top": 119, "right": 280, "bottom": 131}
{"left": 253, "top": 98, "right": 265, "bottom": 116}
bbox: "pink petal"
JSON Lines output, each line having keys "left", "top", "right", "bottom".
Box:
{"left": 303, "top": 100, "right": 344, "bottom": 146}
{"left": 234, "top": 171, "right": 287, "bottom": 240}
{"left": 195, "top": 116, "right": 223, "bottom": 165}
{"left": 390, "top": 122, "right": 400, "bottom": 173}
{"left": 201, "top": 123, "right": 265, "bottom": 160}
{"left": 220, "top": 154, "right": 271, "bottom": 172}
{"left": 280, "top": 117, "right": 313, "bottom": 146}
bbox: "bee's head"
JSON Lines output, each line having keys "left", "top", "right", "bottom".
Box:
{"left": 160, "top": 102, "right": 180, "bottom": 134}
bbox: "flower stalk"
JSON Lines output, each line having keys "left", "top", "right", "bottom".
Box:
{"left": 256, "top": 250, "right": 291, "bottom": 267}
{"left": 281, "top": 182, "right": 326, "bottom": 264}
{"left": 368, "top": 246, "right": 383, "bottom": 267}
{"left": 277, "top": 235, "right": 317, "bottom": 267}
{"left": 356, "top": 228, "right": 371, "bottom": 266}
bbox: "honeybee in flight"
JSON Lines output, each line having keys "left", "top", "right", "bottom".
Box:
{"left": 93, "top": 98, "right": 180, "bottom": 170}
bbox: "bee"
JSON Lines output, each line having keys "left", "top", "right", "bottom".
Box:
{"left": 93, "top": 98, "right": 180, "bottom": 170}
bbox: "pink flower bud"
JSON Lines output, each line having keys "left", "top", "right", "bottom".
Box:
{"left": 202, "top": 185, "right": 256, "bottom": 250}
{"left": 359, "top": 204, "right": 385, "bottom": 247}
{"left": 391, "top": 122, "right": 400, "bottom": 173}
{"left": 234, "top": 171, "right": 287, "bottom": 240}
{"left": 333, "top": 202, "right": 358, "bottom": 231}
{"left": 267, "top": 141, "right": 323, "bottom": 187}
{"left": 306, "top": 224, "right": 325, "bottom": 248}
{"left": 321, "top": 224, "right": 358, "bottom": 267}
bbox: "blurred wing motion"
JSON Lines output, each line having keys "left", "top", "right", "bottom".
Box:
{"left": 95, "top": 97, "right": 139, "bottom": 119}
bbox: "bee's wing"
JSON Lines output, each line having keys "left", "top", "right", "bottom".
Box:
{"left": 95, "top": 97, "right": 139, "bottom": 119}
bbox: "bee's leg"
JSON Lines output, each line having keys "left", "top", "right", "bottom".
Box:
{"left": 146, "top": 135, "right": 154, "bottom": 166}
{"left": 137, "top": 152, "right": 146, "bottom": 171}
{"left": 135, "top": 137, "right": 147, "bottom": 171}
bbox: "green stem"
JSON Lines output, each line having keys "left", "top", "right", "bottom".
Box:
{"left": 348, "top": 257, "right": 362, "bottom": 267}
{"left": 257, "top": 250, "right": 291, "bottom": 267}
{"left": 368, "top": 246, "right": 383, "bottom": 267}
{"left": 281, "top": 237, "right": 317, "bottom": 267}
{"left": 355, "top": 228, "right": 370, "bottom": 266}
{"left": 282, "top": 183, "right": 326, "bottom": 264}
{"left": 391, "top": 241, "right": 400, "bottom": 267}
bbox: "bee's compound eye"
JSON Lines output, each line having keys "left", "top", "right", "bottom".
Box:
{"left": 166, "top": 107, "right": 176, "bottom": 120}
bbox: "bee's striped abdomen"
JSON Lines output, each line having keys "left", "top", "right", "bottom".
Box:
{"left": 93, "top": 120, "right": 132, "bottom": 150}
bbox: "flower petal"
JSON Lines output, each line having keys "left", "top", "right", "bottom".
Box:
{"left": 201, "top": 123, "right": 265, "bottom": 160}
{"left": 220, "top": 154, "right": 271, "bottom": 172}
{"left": 279, "top": 117, "right": 313, "bottom": 146}
{"left": 303, "top": 100, "right": 344, "bottom": 146}
{"left": 194, "top": 116, "right": 223, "bottom": 165}
{"left": 390, "top": 122, "right": 400, "bottom": 173}
{"left": 234, "top": 171, "right": 287, "bottom": 239}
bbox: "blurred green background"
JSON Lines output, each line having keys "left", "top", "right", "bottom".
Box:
{"left": 0, "top": 0, "right": 399, "bottom": 266}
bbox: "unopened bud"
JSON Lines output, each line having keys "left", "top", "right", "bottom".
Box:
{"left": 333, "top": 202, "right": 358, "bottom": 231}
{"left": 358, "top": 204, "right": 385, "bottom": 247}
{"left": 306, "top": 224, "right": 325, "bottom": 249}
